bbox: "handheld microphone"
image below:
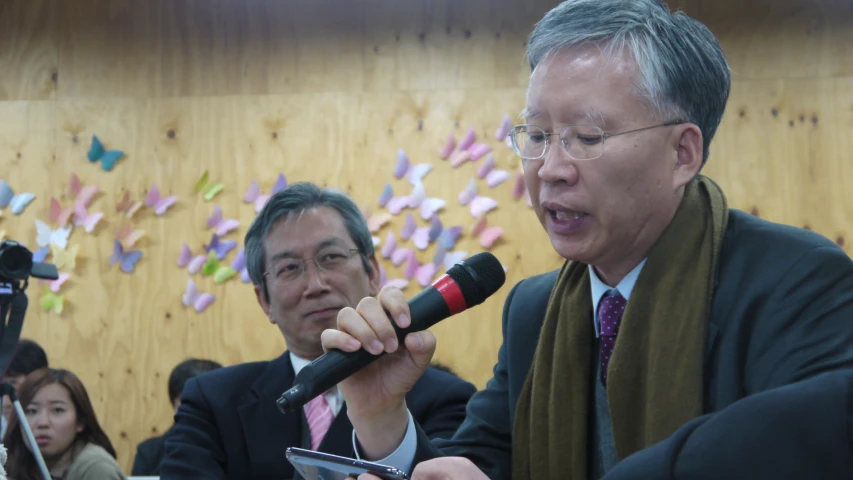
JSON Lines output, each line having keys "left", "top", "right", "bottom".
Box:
{"left": 276, "top": 251, "right": 506, "bottom": 413}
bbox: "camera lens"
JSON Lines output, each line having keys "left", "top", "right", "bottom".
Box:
{"left": 0, "top": 244, "right": 33, "bottom": 281}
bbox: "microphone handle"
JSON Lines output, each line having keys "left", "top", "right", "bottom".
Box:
{"left": 277, "top": 285, "right": 450, "bottom": 413}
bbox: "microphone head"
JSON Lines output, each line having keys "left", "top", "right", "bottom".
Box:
{"left": 446, "top": 252, "right": 506, "bottom": 307}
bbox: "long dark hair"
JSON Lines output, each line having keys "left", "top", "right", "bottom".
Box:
{"left": 3, "top": 368, "right": 116, "bottom": 480}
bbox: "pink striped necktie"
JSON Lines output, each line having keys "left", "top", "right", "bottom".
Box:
{"left": 304, "top": 391, "right": 334, "bottom": 451}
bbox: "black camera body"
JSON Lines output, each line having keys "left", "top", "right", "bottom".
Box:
{"left": 0, "top": 240, "right": 58, "bottom": 284}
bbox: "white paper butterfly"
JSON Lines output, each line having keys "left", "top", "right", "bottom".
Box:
{"left": 35, "top": 220, "right": 72, "bottom": 249}
{"left": 0, "top": 180, "right": 36, "bottom": 215}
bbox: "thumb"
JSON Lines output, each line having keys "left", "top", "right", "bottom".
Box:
{"left": 404, "top": 330, "right": 437, "bottom": 371}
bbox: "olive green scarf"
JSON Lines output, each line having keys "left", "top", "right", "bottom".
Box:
{"left": 512, "top": 176, "right": 728, "bottom": 479}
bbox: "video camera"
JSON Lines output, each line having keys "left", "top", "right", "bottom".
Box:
{"left": 0, "top": 240, "right": 58, "bottom": 480}
{"left": 0, "top": 240, "right": 58, "bottom": 285}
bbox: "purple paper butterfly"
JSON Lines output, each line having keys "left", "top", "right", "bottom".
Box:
{"left": 109, "top": 239, "right": 143, "bottom": 273}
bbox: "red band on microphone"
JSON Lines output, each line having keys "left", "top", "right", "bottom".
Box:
{"left": 433, "top": 274, "right": 466, "bottom": 315}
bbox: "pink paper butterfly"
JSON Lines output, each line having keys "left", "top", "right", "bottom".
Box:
{"left": 67, "top": 174, "right": 99, "bottom": 208}
{"left": 511, "top": 172, "right": 533, "bottom": 207}
{"left": 471, "top": 216, "right": 504, "bottom": 248}
{"left": 495, "top": 114, "right": 512, "bottom": 141}
{"left": 402, "top": 250, "right": 440, "bottom": 287}
{"left": 468, "top": 143, "right": 492, "bottom": 161}
{"left": 394, "top": 149, "right": 432, "bottom": 185}
{"left": 366, "top": 211, "right": 391, "bottom": 233}
{"left": 458, "top": 127, "right": 476, "bottom": 151}
{"left": 72, "top": 200, "right": 103, "bottom": 233}
{"left": 243, "top": 180, "right": 271, "bottom": 212}
{"left": 182, "top": 278, "right": 216, "bottom": 313}
{"left": 48, "top": 197, "right": 73, "bottom": 227}
{"left": 115, "top": 224, "right": 145, "bottom": 249}
{"left": 411, "top": 216, "right": 442, "bottom": 251}
{"left": 177, "top": 243, "right": 208, "bottom": 274}
{"left": 378, "top": 264, "right": 409, "bottom": 291}
{"left": 145, "top": 184, "right": 178, "bottom": 215}
{"left": 477, "top": 155, "right": 511, "bottom": 188}
{"left": 207, "top": 205, "right": 240, "bottom": 236}
{"left": 38, "top": 272, "right": 71, "bottom": 293}
{"left": 439, "top": 134, "right": 456, "bottom": 160}
{"left": 449, "top": 150, "right": 472, "bottom": 168}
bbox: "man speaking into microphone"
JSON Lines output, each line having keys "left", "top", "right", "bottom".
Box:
{"left": 160, "top": 182, "right": 475, "bottom": 479}
{"left": 321, "top": 1, "right": 853, "bottom": 479}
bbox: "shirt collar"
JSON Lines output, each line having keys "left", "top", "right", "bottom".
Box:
{"left": 589, "top": 258, "right": 647, "bottom": 337}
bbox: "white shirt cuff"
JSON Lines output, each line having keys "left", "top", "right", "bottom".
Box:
{"left": 351, "top": 409, "right": 417, "bottom": 473}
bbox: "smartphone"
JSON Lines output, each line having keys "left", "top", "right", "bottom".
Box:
{"left": 286, "top": 447, "right": 410, "bottom": 480}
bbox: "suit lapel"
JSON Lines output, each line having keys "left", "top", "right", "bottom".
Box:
{"left": 237, "top": 352, "right": 300, "bottom": 479}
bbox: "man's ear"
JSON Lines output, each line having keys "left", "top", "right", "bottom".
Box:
{"left": 367, "top": 256, "right": 381, "bottom": 296}
{"left": 672, "top": 123, "right": 704, "bottom": 190}
{"left": 254, "top": 283, "right": 273, "bottom": 323}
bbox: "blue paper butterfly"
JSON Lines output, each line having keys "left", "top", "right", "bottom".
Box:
{"left": 87, "top": 136, "right": 124, "bottom": 171}
{"left": 109, "top": 239, "right": 143, "bottom": 273}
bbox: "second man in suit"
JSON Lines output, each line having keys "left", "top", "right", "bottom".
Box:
{"left": 160, "top": 182, "right": 476, "bottom": 479}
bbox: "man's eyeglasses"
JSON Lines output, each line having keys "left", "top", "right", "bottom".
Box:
{"left": 509, "top": 119, "right": 684, "bottom": 161}
{"left": 264, "top": 247, "right": 361, "bottom": 286}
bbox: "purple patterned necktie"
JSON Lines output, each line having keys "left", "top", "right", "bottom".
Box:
{"left": 599, "top": 291, "right": 627, "bottom": 386}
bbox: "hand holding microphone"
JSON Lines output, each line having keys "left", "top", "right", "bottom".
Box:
{"left": 295, "top": 252, "right": 505, "bottom": 459}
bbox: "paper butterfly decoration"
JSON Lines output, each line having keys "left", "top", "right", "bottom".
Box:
{"left": 67, "top": 174, "right": 99, "bottom": 208}
{"left": 402, "top": 214, "right": 443, "bottom": 251}
{"left": 182, "top": 278, "right": 216, "bottom": 313}
{"left": 467, "top": 143, "right": 492, "bottom": 162}
{"left": 204, "top": 233, "right": 237, "bottom": 260}
{"left": 50, "top": 244, "right": 79, "bottom": 271}
{"left": 363, "top": 207, "right": 391, "bottom": 234}
{"left": 206, "top": 205, "right": 240, "bottom": 236}
{"left": 457, "top": 179, "right": 499, "bottom": 217}
{"left": 230, "top": 249, "right": 251, "bottom": 283}
{"left": 476, "top": 155, "right": 511, "bottom": 188}
{"left": 48, "top": 197, "right": 74, "bottom": 227}
{"left": 243, "top": 180, "right": 270, "bottom": 213}
{"left": 145, "top": 184, "right": 178, "bottom": 215}
{"left": 177, "top": 243, "right": 208, "bottom": 274}
{"left": 109, "top": 239, "right": 143, "bottom": 273}
{"left": 201, "top": 251, "right": 238, "bottom": 284}
{"left": 39, "top": 272, "right": 70, "bottom": 293}
{"left": 458, "top": 127, "right": 477, "bottom": 151}
{"left": 39, "top": 285, "right": 64, "bottom": 314}
{"left": 195, "top": 171, "right": 225, "bottom": 201}
{"left": 243, "top": 174, "right": 288, "bottom": 212}
{"left": 471, "top": 216, "right": 504, "bottom": 249}
{"left": 116, "top": 191, "right": 144, "bottom": 218}
{"left": 87, "top": 135, "right": 124, "bottom": 171}
{"left": 511, "top": 171, "right": 533, "bottom": 207}
{"left": 32, "top": 247, "right": 49, "bottom": 263}
{"left": 378, "top": 264, "right": 409, "bottom": 291}
{"left": 35, "top": 220, "right": 72, "bottom": 249}
{"left": 381, "top": 182, "right": 427, "bottom": 216}
{"left": 115, "top": 224, "right": 145, "bottom": 248}
{"left": 439, "top": 134, "right": 456, "bottom": 160}
{"left": 394, "top": 149, "right": 432, "bottom": 186}
{"left": 402, "top": 250, "right": 439, "bottom": 287}
{"left": 448, "top": 149, "right": 472, "bottom": 169}
{"left": 0, "top": 180, "right": 36, "bottom": 215}
{"left": 495, "top": 115, "right": 512, "bottom": 141}
{"left": 72, "top": 200, "right": 103, "bottom": 233}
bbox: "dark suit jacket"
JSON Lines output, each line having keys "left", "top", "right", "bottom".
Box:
{"left": 160, "top": 351, "right": 476, "bottom": 479}
{"left": 131, "top": 426, "right": 172, "bottom": 476}
{"left": 411, "top": 209, "right": 853, "bottom": 479}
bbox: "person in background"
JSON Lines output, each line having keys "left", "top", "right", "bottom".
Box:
{"left": 131, "top": 358, "right": 223, "bottom": 476}
{"left": 3, "top": 368, "right": 124, "bottom": 480}
{"left": 2, "top": 339, "right": 49, "bottom": 439}
{"left": 161, "top": 182, "right": 476, "bottom": 479}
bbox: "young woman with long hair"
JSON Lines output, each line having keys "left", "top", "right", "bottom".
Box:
{"left": 3, "top": 368, "right": 124, "bottom": 480}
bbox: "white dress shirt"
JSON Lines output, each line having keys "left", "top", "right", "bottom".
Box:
{"left": 290, "top": 352, "right": 345, "bottom": 417}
